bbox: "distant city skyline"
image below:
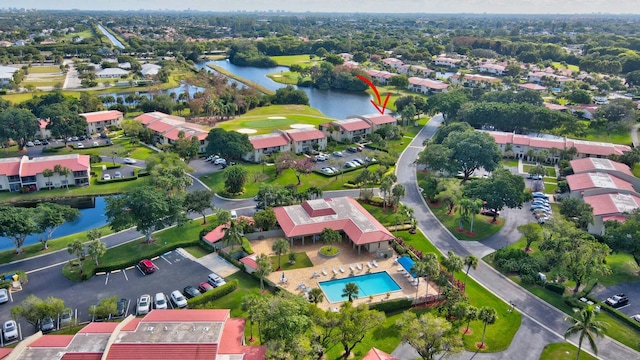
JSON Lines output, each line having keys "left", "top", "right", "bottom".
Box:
{"left": 8, "top": 0, "right": 640, "bottom": 14}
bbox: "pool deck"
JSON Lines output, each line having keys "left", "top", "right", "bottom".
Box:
{"left": 252, "top": 238, "right": 439, "bottom": 311}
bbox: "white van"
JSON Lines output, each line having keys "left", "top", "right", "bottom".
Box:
{"left": 230, "top": 210, "right": 238, "bottom": 220}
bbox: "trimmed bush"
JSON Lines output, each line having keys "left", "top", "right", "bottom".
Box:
{"left": 187, "top": 280, "right": 238, "bottom": 307}
{"left": 600, "top": 301, "right": 640, "bottom": 331}
{"left": 370, "top": 298, "right": 413, "bottom": 313}
{"left": 544, "top": 282, "right": 566, "bottom": 295}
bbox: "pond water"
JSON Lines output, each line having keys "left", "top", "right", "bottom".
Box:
{"left": 97, "top": 24, "right": 125, "bottom": 50}
{"left": 0, "top": 196, "right": 109, "bottom": 252}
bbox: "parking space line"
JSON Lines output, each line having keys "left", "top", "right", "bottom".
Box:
{"left": 122, "top": 269, "right": 128, "bottom": 281}
{"left": 96, "top": 272, "right": 106, "bottom": 276}
{"left": 160, "top": 255, "right": 172, "bottom": 265}
{"left": 104, "top": 272, "right": 110, "bottom": 285}
{"left": 136, "top": 266, "right": 145, "bottom": 275}
{"left": 125, "top": 266, "right": 135, "bottom": 270}
{"left": 151, "top": 256, "right": 160, "bottom": 261}
{"left": 111, "top": 269, "right": 121, "bottom": 273}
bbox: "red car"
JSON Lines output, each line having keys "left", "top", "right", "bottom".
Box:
{"left": 138, "top": 259, "right": 157, "bottom": 274}
{"left": 198, "top": 282, "right": 214, "bottom": 293}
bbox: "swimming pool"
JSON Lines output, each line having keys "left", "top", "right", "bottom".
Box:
{"left": 318, "top": 272, "right": 401, "bottom": 303}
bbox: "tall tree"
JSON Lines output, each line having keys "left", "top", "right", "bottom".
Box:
{"left": 442, "top": 251, "right": 464, "bottom": 277}
{"left": 413, "top": 253, "right": 440, "bottom": 298}
{"left": 41, "top": 103, "right": 87, "bottom": 146}
{"left": 184, "top": 190, "right": 214, "bottom": 224}
{"left": 424, "top": 90, "right": 468, "bottom": 123}
{"left": 205, "top": 128, "right": 253, "bottom": 160}
{"left": 478, "top": 307, "right": 497, "bottom": 348}
{"left": 291, "top": 157, "right": 314, "bottom": 185}
{"left": 321, "top": 227, "right": 341, "bottom": 251}
{"left": 223, "top": 220, "right": 244, "bottom": 251}
{"left": 0, "top": 108, "right": 38, "bottom": 150}
{"left": 462, "top": 305, "right": 478, "bottom": 335}
{"left": 336, "top": 303, "right": 385, "bottom": 359}
{"left": 53, "top": 165, "right": 72, "bottom": 190}
{"left": 223, "top": 165, "right": 248, "bottom": 194}
{"left": 258, "top": 292, "right": 312, "bottom": 355}
{"left": 35, "top": 203, "right": 80, "bottom": 250}
{"left": 464, "top": 168, "right": 528, "bottom": 222}
{"left": 442, "top": 130, "right": 502, "bottom": 182}
{"left": 42, "top": 168, "right": 54, "bottom": 190}
{"left": 87, "top": 239, "right": 107, "bottom": 266}
{"left": 0, "top": 206, "right": 38, "bottom": 254}
{"left": 517, "top": 223, "right": 543, "bottom": 252}
{"left": 255, "top": 253, "right": 273, "bottom": 290}
{"left": 463, "top": 255, "right": 478, "bottom": 287}
{"left": 105, "top": 186, "right": 186, "bottom": 243}
{"left": 559, "top": 197, "right": 594, "bottom": 230}
{"left": 396, "top": 311, "right": 463, "bottom": 360}
{"left": 172, "top": 131, "right": 200, "bottom": 163}
{"left": 11, "top": 295, "right": 65, "bottom": 330}
{"left": 272, "top": 238, "right": 290, "bottom": 270}
{"left": 564, "top": 306, "right": 607, "bottom": 360}
{"left": 341, "top": 282, "right": 359, "bottom": 302}
{"left": 67, "top": 240, "right": 85, "bottom": 273}
{"left": 254, "top": 208, "right": 277, "bottom": 231}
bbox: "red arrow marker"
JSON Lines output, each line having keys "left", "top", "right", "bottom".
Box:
{"left": 357, "top": 75, "right": 391, "bottom": 115}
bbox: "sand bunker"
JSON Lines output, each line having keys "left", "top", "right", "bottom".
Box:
{"left": 289, "top": 124, "right": 315, "bottom": 129}
{"left": 268, "top": 116, "right": 286, "bottom": 119}
{"left": 237, "top": 128, "right": 258, "bottom": 134}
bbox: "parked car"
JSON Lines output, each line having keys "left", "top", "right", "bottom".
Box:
{"left": 537, "top": 216, "right": 551, "bottom": 224}
{"left": 60, "top": 309, "right": 73, "bottom": 325}
{"left": 33, "top": 139, "right": 41, "bottom": 145}
{"left": 138, "top": 259, "right": 157, "bottom": 274}
{"left": 114, "top": 171, "right": 122, "bottom": 179}
{"left": 154, "top": 293, "right": 167, "bottom": 309}
{"left": 183, "top": 286, "right": 201, "bottom": 299}
{"left": 532, "top": 192, "right": 549, "bottom": 199}
{"left": 42, "top": 140, "right": 49, "bottom": 145}
{"left": 532, "top": 200, "right": 549, "bottom": 206}
{"left": 347, "top": 147, "right": 358, "bottom": 153}
{"left": 3, "top": 320, "right": 18, "bottom": 341}
{"left": 208, "top": 273, "right": 227, "bottom": 288}
{"left": 0, "top": 289, "right": 8, "bottom": 304}
{"left": 356, "top": 146, "right": 364, "bottom": 152}
{"left": 198, "top": 282, "right": 214, "bottom": 293}
{"left": 206, "top": 155, "right": 219, "bottom": 162}
{"left": 632, "top": 314, "right": 640, "bottom": 322}
{"left": 332, "top": 151, "right": 343, "bottom": 157}
{"left": 93, "top": 142, "right": 100, "bottom": 147}
{"left": 137, "top": 294, "right": 151, "bottom": 315}
{"left": 481, "top": 208, "right": 500, "bottom": 217}
{"left": 170, "top": 290, "right": 188, "bottom": 308}
{"left": 40, "top": 317, "right": 55, "bottom": 333}
{"left": 230, "top": 210, "right": 238, "bottom": 220}
{"left": 605, "top": 293, "right": 629, "bottom": 308}
{"left": 365, "top": 156, "right": 377, "bottom": 163}
{"left": 102, "top": 174, "right": 111, "bottom": 181}
{"left": 26, "top": 141, "right": 34, "bottom": 147}
{"left": 123, "top": 158, "right": 137, "bottom": 165}
{"left": 71, "top": 136, "right": 79, "bottom": 141}
{"left": 321, "top": 167, "right": 334, "bottom": 174}
{"left": 531, "top": 205, "right": 552, "bottom": 212}
{"left": 116, "top": 299, "right": 128, "bottom": 317}
{"left": 315, "top": 154, "right": 328, "bottom": 161}
{"left": 344, "top": 161, "right": 356, "bottom": 168}
{"left": 214, "top": 158, "right": 227, "bottom": 165}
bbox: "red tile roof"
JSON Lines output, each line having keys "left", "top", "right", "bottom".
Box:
{"left": 408, "top": 77, "right": 449, "bottom": 90}
{"left": 120, "top": 317, "right": 143, "bottom": 332}
{"left": 146, "top": 120, "right": 179, "bottom": 133}
{"left": 218, "top": 318, "right": 266, "bottom": 360}
{"left": 106, "top": 343, "right": 218, "bottom": 360}
{"left": 134, "top": 112, "right": 185, "bottom": 125}
{"left": 80, "top": 110, "right": 123, "bottom": 123}
{"left": 249, "top": 133, "right": 290, "bottom": 150}
{"left": 528, "top": 137, "right": 565, "bottom": 150}
{"left": 285, "top": 128, "right": 326, "bottom": 142}
{"left": 584, "top": 193, "right": 640, "bottom": 216}
{"left": 382, "top": 58, "right": 403, "bottom": 65}
{"left": 0, "top": 157, "right": 21, "bottom": 176}
{"left": 78, "top": 322, "right": 119, "bottom": 333}
{"left": 163, "top": 125, "right": 209, "bottom": 141}
{"left": 203, "top": 224, "right": 227, "bottom": 244}
{"left": 363, "top": 347, "right": 399, "bottom": 360}
{"left": 0, "top": 349, "right": 11, "bottom": 359}
{"left": 367, "top": 70, "right": 394, "bottom": 79}
{"left": 570, "top": 158, "right": 633, "bottom": 176}
{"left": 569, "top": 140, "right": 630, "bottom": 157}
{"left": 142, "top": 309, "right": 230, "bottom": 323}
{"left": 544, "top": 102, "right": 568, "bottom": 111}
{"left": 566, "top": 172, "right": 635, "bottom": 192}
{"left": 20, "top": 154, "right": 90, "bottom": 177}
{"left": 38, "top": 119, "right": 49, "bottom": 129}
{"left": 357, "top": 114, "right": 397, "bottom": 126}
{"left": 61, "top": 353, "right": 103, "bottom": 360}
{"left": 518, "top": 83, "right": 547, "bottom": 91}
{"left": 30, "top": 335, "right": 75, "bottom": 347}
{"left": 239, "top": 254, "right": 258, "bottom": 270}
{"left": 273, "top": 197, "right": 394, "bottom": 245}
{"left": 336, "top": 118, "right": 371, "bottom": 132}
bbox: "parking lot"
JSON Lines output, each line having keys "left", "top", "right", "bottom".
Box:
{"left": 315, "top": 146, "right": 377, "bottom": 174}
{"left": 0, "top": 249, "right": 219, "bottom": 340}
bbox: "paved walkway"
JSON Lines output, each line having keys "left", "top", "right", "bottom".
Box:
{"left": 391, "top": 114, "right": 637, "bottom": 359}
{"left": 191, "top": 252, "right": 239, "bottom": 277}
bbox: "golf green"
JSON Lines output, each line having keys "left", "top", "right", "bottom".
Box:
{"left": 242, "top": 118, "right": 295, "bottom": 128}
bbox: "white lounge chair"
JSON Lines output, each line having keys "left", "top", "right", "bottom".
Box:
{"left": 357, "top": 263, "right": 363, "bottom": 271}
{"left": 398, "top": 267, "right": 405, "bottom": 273}
{"left": 339, "top": 266, "right": 345, "bottom": 273}
{"left": 321, "top": 268, "right": 328, "bottom": 276}
{"left": 349, "top": 264, "right": 356, "bottom": 271}
{"left": 372, "top": 260, "right": 379, "bottom": 267}
{"left": 367, "top": 262, "right": 373, "bottom": 269}
{"left": 333, "top": 267, "right": 338, "bottom": 274}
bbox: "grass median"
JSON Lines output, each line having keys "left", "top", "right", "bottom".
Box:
{"left": 539, "top": 343, "right": 597, "bottom": 360}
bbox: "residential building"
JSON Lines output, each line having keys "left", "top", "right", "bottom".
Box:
{"left": 80, "top": 110, "right": 124, "bottom": 135}
{"left": 0, "top": 154, "right": 90, "bottom": 192}
{"left": 569, "top": 104, "right": 599, "bottom": 120}
{"left": 527, "top": 71, "right": 574, "bottom": 84}
{"left": 285, "top": 128, "right": 327, "bottom": 154}
{"left": 96, "top": 68, "right": 129, "bottom": 78}
{"left": 517, "top": 83, "right": 547, "bottom": 92}
{"left": 349, "top": 114, "right": 397, "bottom": 132}
{"left": 407, "top": 77, "right": 448, "bottom": 94}
{"left": 583, "top": 193, "right": 640, "bottom": 235}
{"left": 2, "top": 309, "right": 265, "bottom": 360}
{"left": 543, "top": 102, "right": 568, "bottom": 111}
{"left": 244, "top": 132, "right": 291, "bottom": 163}
{"left": 485, "top": 130, "right": 631, "bottom": 162}
{"left": 477, "top": 62, "right": 507, "bottom": 75}
{"left": 450, "top": 73, "right": 502, "bottom": 88}
{"left": 366, "top": 69, "right": 394, "bottom": 85}
{"left": 382, "top": 58, "right": 404, "bottom": 69}
{"left": 141, "top": 63, "right": 162, "bottom": 77}
{"left": 134, "top": 112, "right": 210, "bottom": 153}
{"left": 433, "top": 56, "right": 461, "bottom": 68}
{"left": 570, "top": 158, "right": 637, "bottom": 184}
{"left": 397, "top": 64, "right": 432, "bottom": 77}
{"left": 566, "top": 172, "right": 638, "bottom": 198}
{"left": 273, "top": 197, "right": 395, "bottom": 255}
{"left": 0, "top": 65, "right": 18, "bottom": 85}
{"left": 319, "top": 117, "right": 372, "bottom": 142}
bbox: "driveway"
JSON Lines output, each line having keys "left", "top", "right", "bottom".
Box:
{"left": 592, "top": 283, "right": 640, "bottom": 317}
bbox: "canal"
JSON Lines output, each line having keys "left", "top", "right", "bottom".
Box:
{"left": 97, "top": 23, "right": 125, "bottom": 49}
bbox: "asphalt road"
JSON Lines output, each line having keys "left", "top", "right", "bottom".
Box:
{"left": 392, "top": 115, "right": 639, "bottom": 359}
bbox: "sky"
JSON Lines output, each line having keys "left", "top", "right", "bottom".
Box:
{"left": 8, "top": 0, "right": 640, "bottom": 14}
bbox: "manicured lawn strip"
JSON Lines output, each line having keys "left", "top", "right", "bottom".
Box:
{"left": 0, "top": 224, "right": 115, "bottom": 265}
{"left": 216, "top": 105, "right": 335, "bottom": 134}
{"left": 206, "top": 64, "right": 275, "bottom": 95}
{"left": 522, "top": 164, "right": 557, "bottom": 177}
{"left": 397, "top": 230, "right": 441, "bottom": 256}
{"left": 270, "top": 252, "right": 313, "bottom": 271}
{"left": 602, "top": 252, "right": 640, "bottom": 285}
{"left": 428, "top": 202, "right": 505, "bottom": 241}
{"left": 23, "top": 79, "right": 65, "bottom": 87}
{"left": 594, "top": 312, "right": 640, "bottom": 351}
{"left": 552, "top": 62, "right": 580, "bottom": 73}
{"left": 578, "top": 124, "right": 631, "bottom": 145}
{"left": 539, "top": 343, "right": 597, "bottom": 360}
{"left": 27, "top": 66, "right": 62, "bottom": 74}
{"left": 62, "top": 29, "right": 93, "bottom": 40}
{"left": 239, "top": 105, "right": 328, "bottom": 117}
{"left": 360, "top": 203, "right": 411, "bottom": 227}
{"left": 200, "top": 271, "right": 264, "bottom": 317}
{"left": 183, "top": 245, "right": 212, "bottom": 258}
{"left": 269, "top": 55, "right": 318, "bottom": 67}
{"left": 502, "top": 159, "right": 519, "bottom": 167}
{"left": 200, "top": 161, "right": 384, "bottom": 199}
{"left": 267, "top": 71, "right": 300, "bottom": 85}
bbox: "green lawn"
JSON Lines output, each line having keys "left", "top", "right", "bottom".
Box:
{"left": 397, "top": 230, "right": 441, "bottom": 256}
{"left": 502, "top": 158, "right": 519, "bottom": 167}
{"left": 198, "top": 271, "right": 264, "bottom": 317}
{"left": 270, "top": 251, "right": 313, "bottom": 271}
{"left": 267, "top": 71, "right": 300, "bottom": 85}
{"left": 217, "top": 105, "right": 335, "bottom": 134}
{"left": 522, "top": 164, "right": 557, "bottom": 177}
{"left": 578, "top": 124, "right": 632, "bottom": 145}
{"left": 552, "top": 62, "right": 580, "bottom": 73}
{"left": 269, "top": 55, "right": 319, "bottom": 67}
{"left": 183, "top": 245, "right": 212, "bottom": 258}
{"left": 27, "top": 66, "right": 62, "bottom": 74}
{"left": 62, "top": 30, "right": 93, "bottom": 41}
{"left": 360, "top": 203, "right": 412, "bottom": 227}
{"left": 427, "top": 201, "right": 505, "bottom": 241}
{"left": 539, "top": 343, "right": 597, "bottom": 360}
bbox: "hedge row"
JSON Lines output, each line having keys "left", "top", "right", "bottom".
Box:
{"left": 544, "top": 282, "right": 566, "bottom": 295}
{"left": 187, "top": 280, "right": 239, "bottom": 307}
{"left": 0, "top": 270, "right": 28, "bottom": 289}
{"left": 369, "top": 298, "right": 413, "bottom": 313}
{"left": 94, "top": 239, "right": 200, "bottom": 273}
{"left": 599, "top": 301, "right": 640, "bottom": 332}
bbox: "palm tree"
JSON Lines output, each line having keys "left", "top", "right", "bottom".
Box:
{"left": 67, "top": 240, "right": 85, "bottom": 274}
{"left": 456, "top": 198, "right": 472, "bottom": 231}
{"left": 306, "top": 186, "right": 322, "bottom": 199}
{"left": 412, "top": 254, "right": 440, "bottom": 299}
{"left": 255, "top": 253, "right": 272, "bottom": 290}
{"left": 241, "top": 294, "right": 263, "bottom": 341}
{"left": 271, "top": 238, "right": 290, "bottom": 270}
{"left": 564, "top": 306, "right": 607, "bottom": 360}
{"left": 320, "top": 227, "right": 341, "bottom": 251}
{"left": 341, "top": 282, "right": 359, "bottom": 302}
{"left": 463, "top": 305, "right": 478, "bottom": 335}
{"left": 54, "top": 165, "right": 72, "bottom": 189}
{"left": 478, "top": 307, "right": 497, "bottom": 348}
{"left": 442, "top": 251, "right": 464, "bottom": 280}
{"left": 87, "top": 239, "right": 107, "bottom": 266}
{"left": 222, "top": 220, "right": 243, "bottom": 251}
{"left": 463, "top": 255, "right": 478, "bottom": 287}
{"left": 468, "top": 199, "right": 483, "bottom": 233}
{"left": 308, "top": 288, "right": 324, "bottom": 304}
{"left": 42, "top": 168, "right": 54, "bottom": 190}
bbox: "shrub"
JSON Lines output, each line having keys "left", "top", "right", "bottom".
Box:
{"left": 370, "top": 298, "right": 413, "bottom": 314}
{"left": 187, "top": 280, "right": 238, "bottom": 307}
{"left": 544, "top": 282, "right": 566, "bottom": 295}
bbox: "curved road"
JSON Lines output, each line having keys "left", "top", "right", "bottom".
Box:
{"left": 392, "top": 115, "right": 638, "bottom": 359}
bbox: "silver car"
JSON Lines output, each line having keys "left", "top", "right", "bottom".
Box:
{"left": 0, "top": 289, "right": 8, "bottom": 304}
{"left": 3, "top": 320, "right": 17, "bottom": 341}
{"left": 137, "top": 294, "right": 151, "bottom": 315}
{"left": 170, "top": 290, "right": 188, "bottom": 308}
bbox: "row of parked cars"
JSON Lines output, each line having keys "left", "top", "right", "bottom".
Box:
{"left": 530, "top": 192, "right": 553, "bottom": 224}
